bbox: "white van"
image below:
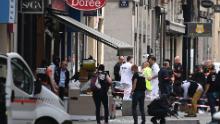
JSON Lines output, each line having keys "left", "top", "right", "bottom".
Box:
{"left": 0, "top": 53, "right": 72, "bottom": 124}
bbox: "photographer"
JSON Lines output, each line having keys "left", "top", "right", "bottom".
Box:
{"left": 92, "top": 64, "right": 112, "bottom": 124}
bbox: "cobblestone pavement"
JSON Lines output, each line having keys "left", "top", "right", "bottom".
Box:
{"left": 72, "top": 112, "right": 212, "bottom": 124}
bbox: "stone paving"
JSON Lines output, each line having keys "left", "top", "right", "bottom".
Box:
{"left": 72, "top": 112, "right": 212, "bottom": 124}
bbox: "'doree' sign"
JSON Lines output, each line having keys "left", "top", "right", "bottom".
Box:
{"left": 65, "top": 0, "right": 106, "bottom": 11}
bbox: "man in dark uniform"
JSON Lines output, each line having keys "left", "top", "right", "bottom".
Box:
{"left": 158, "top": 59, "right": 173, "bottom": 96}
{"left": 114, "top": 56, "right": 124, "bottom": 81}
{"left": 131, "top": 65, "right": 146, "bottom": 124}
{"left": 204, "top": 65, "right": 218, "bottom": 122}
{"left": 173, "top": 56, "right": 183, "bottom": 96}
{"left": 191, "top": 65, "right": 206, "bottom": 89}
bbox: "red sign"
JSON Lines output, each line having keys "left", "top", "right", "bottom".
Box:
{"left": 52, "top": 0, "right": 67, "bottom": 12}
{"left": 65, "top": 0, "right": 106, "bottom": 11}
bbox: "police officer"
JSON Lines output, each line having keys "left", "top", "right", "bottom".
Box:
{"left": 158, "top": 59, "right": 173, "bottom": 96}
{"left": 131, "top": 64, "right": 146, "bottom": 124}
{"left": 204, "top": 65, "right": 218, "bottom": 122}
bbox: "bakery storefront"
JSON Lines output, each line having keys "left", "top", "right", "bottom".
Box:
{"left": 49, "top": 0, "right": 133, "bottom": 119}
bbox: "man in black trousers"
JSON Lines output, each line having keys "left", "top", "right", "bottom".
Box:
{"left": 148, "top": 94, "right": 176, "bottom": 124}
{"left": 92, "top": 64, "right": 112, "bottom": 124}
{"left": 131, "top": 64, "right": 146, "bottom": 124}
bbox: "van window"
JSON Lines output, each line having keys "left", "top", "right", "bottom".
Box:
{"left": 11, "top": 58, "right": 33, "bottom": 95}
{"left": 0, "top": 57, "right": 7, "bottom": 84}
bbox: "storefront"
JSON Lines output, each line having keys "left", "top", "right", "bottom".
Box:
{"left": 48, "top": 0, "right": 133, "bottom": 119}
{"left": 17, "top": 0, "right": 47, "bottom": 70}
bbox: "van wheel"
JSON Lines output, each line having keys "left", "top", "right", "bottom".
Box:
{"left": 36, "top": 118, "right": 58, "bottom": 124}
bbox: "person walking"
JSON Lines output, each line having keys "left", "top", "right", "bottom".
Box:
{"left": 158, "top": 60, "right": 173, "bottom": 96}
{"left": 148, "top": 56, "right": 160, "bottom": 99}
{"left": 114, "top": 56, "right": 124, "bottom": 81}
{"left": 120, "top": 56, "right": 133, "bottom": 100}
{"left": 92, "top": 64, "right": 112, "bottom": 124}
{"left": 54, "top": 60, "right": 70, "bottom": 100}
{"left": 131, "top": 65, "right": 146, "bottom": 124}
{"left": 204, "top": 65, "right": 218, "bottom": 122}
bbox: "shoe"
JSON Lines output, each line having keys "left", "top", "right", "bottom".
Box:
{"left": 184, "top": 114, "right": 197, "bottom": 117}
{"left": 151, "top": 118, "right": 158, "bottom": 124}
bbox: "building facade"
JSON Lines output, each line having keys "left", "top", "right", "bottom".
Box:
{"left": 212, "top": 0, "right": 220, "bottom": 62}
{"left": 104, "top": 0, "right": 185, "bottom": 77}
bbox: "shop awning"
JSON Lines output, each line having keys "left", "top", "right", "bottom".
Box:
{"left": 167, "top": 21, "right": 185, "bottom": 34}
{"left": 52, "top": 14, "right": 133, "bottom": 56}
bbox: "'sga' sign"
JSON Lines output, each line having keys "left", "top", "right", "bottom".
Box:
{"left": 65, "top": 0, "right": 106, "bottom": 11}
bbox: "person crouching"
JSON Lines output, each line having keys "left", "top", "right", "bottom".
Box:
{"left": 148, "top": 94, "right": 176, "bottom": 124}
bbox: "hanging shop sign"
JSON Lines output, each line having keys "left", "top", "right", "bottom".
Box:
{"left": 187, "top": 22, "right": 212, "bottom": 37}
{"left": 0, "top": 0, "right": 16, "bottom": 23}
{"left": 20, "top": 0, "right": 44, "bottom": 14}
{"left": 65, "top": 0, "right": 106, "bottom": 11}
{"left": 119, "top": 0, "right": 129, "bottom": 8}
{"left": 201, "top": 0, "right": 214, "bottom": 8}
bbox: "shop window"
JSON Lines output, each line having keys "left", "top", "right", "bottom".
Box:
{"left": 143, "top": 35, "right": 146, "bottom": 43}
